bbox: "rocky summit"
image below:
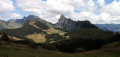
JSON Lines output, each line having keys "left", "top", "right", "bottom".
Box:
{"left": 22, "top": 15, "right": 40, "bottom": 22}
{"left": 56, "top": 15, "right": 76, "bottom": 30}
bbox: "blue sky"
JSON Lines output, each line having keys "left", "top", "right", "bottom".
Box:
{"left": 105, "top": 0, "right": 114, "bottom": 4}
{"left": 0, "top": 0, "right": 120, "bottom": 24}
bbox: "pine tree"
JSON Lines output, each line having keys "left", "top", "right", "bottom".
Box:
{"left": 1, "top": 32, "right": 9, "bottom": 41}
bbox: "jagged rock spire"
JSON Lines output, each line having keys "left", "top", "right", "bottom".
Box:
{"left": 56, "top": 15, "right": 76, "bottom": 30}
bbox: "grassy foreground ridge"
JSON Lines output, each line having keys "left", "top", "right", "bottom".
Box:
{"left": 0, "top": 41, "right": 120, "bottom": 57}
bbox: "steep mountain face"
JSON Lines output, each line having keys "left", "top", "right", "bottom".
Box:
{"left": 56, "top": 15, "right": 76, "bottom": 30}
{"left": 56, "top": 15, "right": 98, "bottom": 30}
{"left": 95, "top": 24, "right": 120, "bottom": 32}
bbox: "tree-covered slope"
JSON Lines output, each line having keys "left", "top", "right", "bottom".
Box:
{"left": 55, "top": 19, "right": 115, "bottom": 52}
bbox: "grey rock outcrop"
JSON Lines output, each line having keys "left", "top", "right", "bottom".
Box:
{"left": 56, "top": 15, "right": 76, "bottom": 30}
{"left": 22, "top": 15, "right": 40, "bottom": 22}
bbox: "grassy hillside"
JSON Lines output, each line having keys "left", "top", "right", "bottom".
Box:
{"left": 25, "top": 33, "right": 46, "bottom": 43}
{"left": 0, "top": 41, "right": 120, "bottom": 57}
{"left": 0, "top": 20, "right": 66, "bottom": 43}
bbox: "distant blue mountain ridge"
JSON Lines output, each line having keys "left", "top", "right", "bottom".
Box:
{"left": 95, "top": 24, "right": 120, "bottom": 32}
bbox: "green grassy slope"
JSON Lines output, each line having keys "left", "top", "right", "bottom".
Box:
{"left": 0, "top": 41, "right": 120, "bottom": 57}
{"left": 0, "top": 20, "right": 66, "bottom": 43}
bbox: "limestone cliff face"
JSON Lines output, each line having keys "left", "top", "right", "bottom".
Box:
{"left": 56, "top": 15, "right": 76, "bottom": 30}
{"left": 56, "top": 15, "right": 98, "bottom": 30}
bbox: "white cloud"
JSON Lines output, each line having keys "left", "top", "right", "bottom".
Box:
{"left": 0, "top": 0, "right": 120, "bottom": 24}
{"left": 16, "top": 0, "right": 74, "bottom": 23}
{"left": 16, "top": 0, "right": 97, "bottom": 23}
{"left": 72, "top": 11, "right": 120, "bottom": 24}
{"left": 16, "top": 0, "right": 46, "bottom": 14}
{"left": 0, "top": 0, "right": 14, "bottom": 13}
{"left": 8, "top": 13, "right": 21, "bottom": 18}
{"left": 101, "top": 0, "right": 120, "bottom": 16}
{"left": 98, "top": 0, "right": 120, "bottom": 24}
{"left": 0, "top": 0, "right": 17, "bottom": 20}
{"left": 16, "top": 0, "right": 120, "bottom": 24}
{"left": 86, "top": 0, "right": 97, "bottom": 12}
{"left": 72, "top": 11, "right": 99, "bottom": 23}
{"left": 97, "top": 0, "right": 105, "bottom": 7}
{"left": 72, "top": 0, "right": 120, "bottom": 24}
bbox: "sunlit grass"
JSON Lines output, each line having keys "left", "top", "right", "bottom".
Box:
{"left": 25, "top": 33, "right": 46, "bottom": 43}
{"left": 44, "top": 28, "right": 66, "bottom": 35}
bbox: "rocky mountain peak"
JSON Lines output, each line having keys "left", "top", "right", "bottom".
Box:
{"left": 56, "top": 15, "right": 76, "bottom": 30}
{"left": 22, "top": 15, "right": 40, "bottom": 21}
{"left": 59, "top": 15, "right": 66, "bottom": 20}
{"left": 56, "top": 15, "right": 97, "bottom": 30}
{"left": 58, "top": 15, "right": 67, "bottom": 23}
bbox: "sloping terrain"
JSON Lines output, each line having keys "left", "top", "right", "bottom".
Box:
{"left": 0, "top": 15, "right": 120, "bottom": 57}
{"left": 0, "top": 41, "right": 120, "bottom": 57}
{"left": 0, "top": 15, "right": 115, "bottom": 44}
{"left": 0, "top": 19, "right": 66, "bottom": 43}
{"left": 0, "top": 15, "right": 42, "bottom": 30}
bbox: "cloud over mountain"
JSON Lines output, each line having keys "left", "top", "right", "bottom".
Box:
{"left": 0, "top": 0, "right": 120, "bottom": 24}
{"left": 0, "top": 0, "right": 14, "bottom": 13}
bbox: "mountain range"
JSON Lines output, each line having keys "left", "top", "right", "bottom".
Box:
{"left": 0, "top": 14, "right": 119, "bottom": 53}
{"left": 95, "top": 24, "right": 120, "bottom": 32}
{"left": 0, "top": 15, "right": 40, "bottom": 30}
{"left": 0, "top": 15, "right": 114, "bottom": 44}
{"left": 0, "top": 15, "right": 120, "bottom": 32}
